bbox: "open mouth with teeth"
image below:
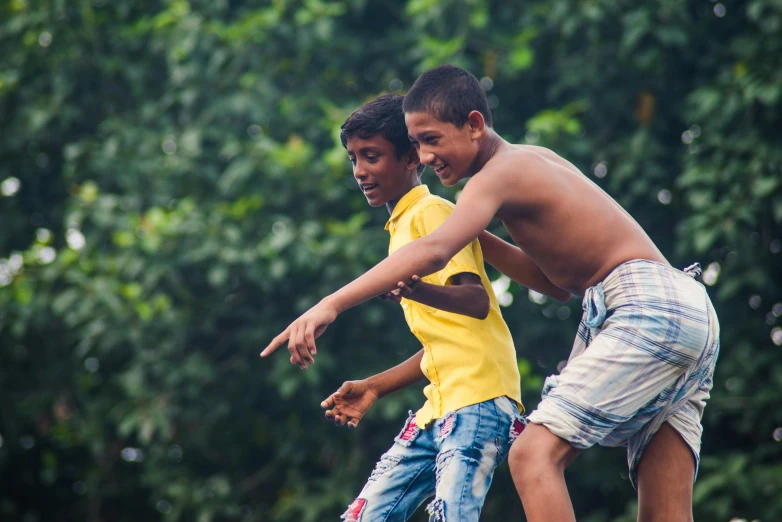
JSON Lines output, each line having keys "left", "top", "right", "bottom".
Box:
{"left": 432, "top": 164, "right": 448, "bottom": 176}
{"left": 360, "top": 183, "right": 379, "bottom": 193}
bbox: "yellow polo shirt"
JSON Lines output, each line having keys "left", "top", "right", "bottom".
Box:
{"left": 385, "top": 185, "right": 523, "bottom": 428}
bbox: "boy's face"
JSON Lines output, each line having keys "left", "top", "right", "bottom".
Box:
{"left": 405, "top": 111, "right": 479, "bottom": 187}
{"left": 346, "top": 135, "right": 420, "bottom": 208}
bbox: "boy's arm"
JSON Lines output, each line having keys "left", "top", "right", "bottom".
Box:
{"left": 321, "top": 350, "right": 425, "bottom": 428}
{"left": 385, "top": 273, "right": 489, "bottom": 319}
{"left": 478, "top": 231, "right": 571, "bottom": 303}
{"left": 262, "top": 171, "right": 503, "bottom": 367}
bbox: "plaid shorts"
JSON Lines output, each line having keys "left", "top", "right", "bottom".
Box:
{"left": 527, "top": 260, "right": 720, "bottom": 488}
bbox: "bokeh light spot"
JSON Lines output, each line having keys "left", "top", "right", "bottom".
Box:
{"left": 480, "top": 76, "right": 494, "bottom": 91}
{"left": 771, "top": 327, "right": 782, "bottom": 346}
{"left": 162, "top": 137, "right": 177, "bottom": 155}
{"left": 38, "top": 31, "right": 52, "bottom": 47}
{"left": 702, "top": 262, "right": 720, "bottom": 286}
{"left": 528, "top": 289, "right": 547, "bottom": 305}
{"left": 66, "top": 229, "right": 86, "bottom": 250}
{"left": 272, "top": 221, "right": 286, "bottom": 235}
{"left": 157, "top": 500, "right": 172, "bottom": 514}
{"left": 36, "top": 246, "right": 56, "bottom": 264}
{"left": 1, "top": 177, "right": 21, "bottom": 196}
{"left": 85, "top": 357, "right": 99, "bottom": 372}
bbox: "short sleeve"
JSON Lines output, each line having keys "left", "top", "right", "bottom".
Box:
{"left": 415, "top": 203, "right": 481, "bottom": 286}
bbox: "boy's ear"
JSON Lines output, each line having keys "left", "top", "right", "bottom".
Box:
{"left": 466, "top": 110, "right": 486, "bottom": 140}
{"left": 406, "top": 147, "right": 421, "bottom": 172}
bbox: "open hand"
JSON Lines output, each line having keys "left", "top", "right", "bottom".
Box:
{"left": 379, "top": 275, "right": 421, "bottom": 304}
{"left": 260, "top": 300, "right": 338, "bottom": 369}
{"left": 321, "top": 380, "right": 379, "bottom": 428}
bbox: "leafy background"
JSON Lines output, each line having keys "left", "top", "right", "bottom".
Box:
{"left": 1, "top": 0, "right": 781, "bottom": 521}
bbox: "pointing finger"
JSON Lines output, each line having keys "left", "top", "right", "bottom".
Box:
{"left": 261, "top": 327, "right": 290, "bottom": 357}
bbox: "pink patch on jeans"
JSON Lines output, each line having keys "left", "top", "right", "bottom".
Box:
{"left": 510, "top": 418, "right": 525, "bottom": 442}
{"left": 343, "top": 498, "right": 367, "bottom": 521}
{"left": 400, "top": 415, "right": 418, "bottom": 441}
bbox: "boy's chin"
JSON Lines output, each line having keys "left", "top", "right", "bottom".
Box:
{"left": 366, "top": 198, "right": 389, "bottom": 208}
{"left": 437, "top": 172, "right": 464, "bottom": 187}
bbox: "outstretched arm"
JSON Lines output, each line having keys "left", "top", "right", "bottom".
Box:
{"left": 478, "top": 231, "right": 571, "bottom": 303}
{"left": 322, "top": 350, "right": 425, "bottom": 427}
{"left": 261, "top": 174, "right": 503, "bottom": 367}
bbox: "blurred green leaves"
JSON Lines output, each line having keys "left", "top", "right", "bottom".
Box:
{"left": 1, "top": 1, "right": 781, "bottom": 522}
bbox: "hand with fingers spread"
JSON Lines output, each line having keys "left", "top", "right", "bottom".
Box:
{"left": 321, "top": 380, "right": 379, "bottom": 428}
{"left": 260, "top": 299, "right": 338, "bottom": 369}
{"left": 379, "top": 275, "right": 421, "bottom": 303}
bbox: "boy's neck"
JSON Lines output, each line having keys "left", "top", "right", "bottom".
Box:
{"left": 386, "top": 181, "right": 422, "bottom": 215}
{"left": 470, "top": 128, "right": 508, "bottom": 176}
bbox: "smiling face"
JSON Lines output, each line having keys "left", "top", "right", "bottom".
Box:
{"left": 405, "top": 111, "right": 483, "bottom": 187}
{"left": 346, "top": 134, "right": 421, "bottom": 208}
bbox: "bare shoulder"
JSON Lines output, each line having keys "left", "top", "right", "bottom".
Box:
{"left": 468, "top": 145, "right": 552, "bottom": 192}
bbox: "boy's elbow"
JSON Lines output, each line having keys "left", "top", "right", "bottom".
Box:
{"left": 422, "top": 236, "right": 451, "bottom": 273}
{"left": 475, "top": 292, "right": 490, "bottom": 319}
{"left": 431, "top": 250, "right": 450, "bottom": 273}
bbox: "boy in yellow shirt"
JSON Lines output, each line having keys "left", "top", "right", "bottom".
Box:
{"left": 266, "top": 67, "right": 719, "bottom": 522}
{"left": 316, "top": 94, "right": 568, "bottom": 522}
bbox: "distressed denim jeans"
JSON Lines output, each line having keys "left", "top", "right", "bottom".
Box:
{"left": 342, "top": 396, "right": 525, "bottom": 522}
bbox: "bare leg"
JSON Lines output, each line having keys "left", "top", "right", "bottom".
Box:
{"left": 508, "top": 423, "right": 582, "bottom": 522}
{"left": 636, "top": 422, "right": 695, "bottom": 522}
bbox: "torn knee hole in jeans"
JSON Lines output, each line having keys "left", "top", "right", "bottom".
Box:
{"left": 426, "top": 497, "right": 445, "bottom": 522}
{"left": 367, "top": 453, "right": 403, "bottom": 484}
{"left": 435, "top": 449, "right": 458, "bottom": 487}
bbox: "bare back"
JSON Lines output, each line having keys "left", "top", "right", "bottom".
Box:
{"left": 481, "top": 144, "right": 667, "bottom": 295}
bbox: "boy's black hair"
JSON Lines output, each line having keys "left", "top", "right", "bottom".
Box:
{"left": 402, "top": 65, "right": 493, "bottom": 128}
{"left": 340, "top": 94, "right": 424, "bottom": 174}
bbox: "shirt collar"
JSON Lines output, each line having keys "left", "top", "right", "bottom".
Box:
{"left": 385, "top": 185, "right": 430, "bottom": 231}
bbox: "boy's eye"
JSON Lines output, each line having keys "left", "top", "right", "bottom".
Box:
{"left": 348, "top": 157, "right": 356, "bottom": 165}
{"left": 366, "top": 155, "right": 378, "bottom": 163}
{"left": 425, "top": 137, "right": 437, "bottom": 144}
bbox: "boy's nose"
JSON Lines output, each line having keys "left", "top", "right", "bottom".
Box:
{"left": 418, "top": 148, "right": 436, "bottom": 166}
{"left": 353, "top": 162, "right": 368, "bottom": 180}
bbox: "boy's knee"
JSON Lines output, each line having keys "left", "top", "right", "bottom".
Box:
{"left": 507, "top": 437, "right": 528, "bottom": 473}
{"left": 509, "top": 423, "right": 579, "bottom": 481}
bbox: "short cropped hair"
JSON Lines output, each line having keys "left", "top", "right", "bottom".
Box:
{"left": 340, "top": 94, "right": 424, "bottom": 174}
{"left": 402, "top": 65, "right": 493, "bottom": 128}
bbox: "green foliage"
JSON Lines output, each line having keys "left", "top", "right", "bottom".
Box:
{"left": 1, "top": 1, "right": 780, "bottom": 521}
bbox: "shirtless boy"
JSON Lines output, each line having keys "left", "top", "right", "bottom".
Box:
{"left": 263, "top": 66, "right": 719, "bottom": 522}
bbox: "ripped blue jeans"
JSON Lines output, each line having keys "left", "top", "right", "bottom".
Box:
{"left": 342, "top": 396, "right": 524, "bottom": 522}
